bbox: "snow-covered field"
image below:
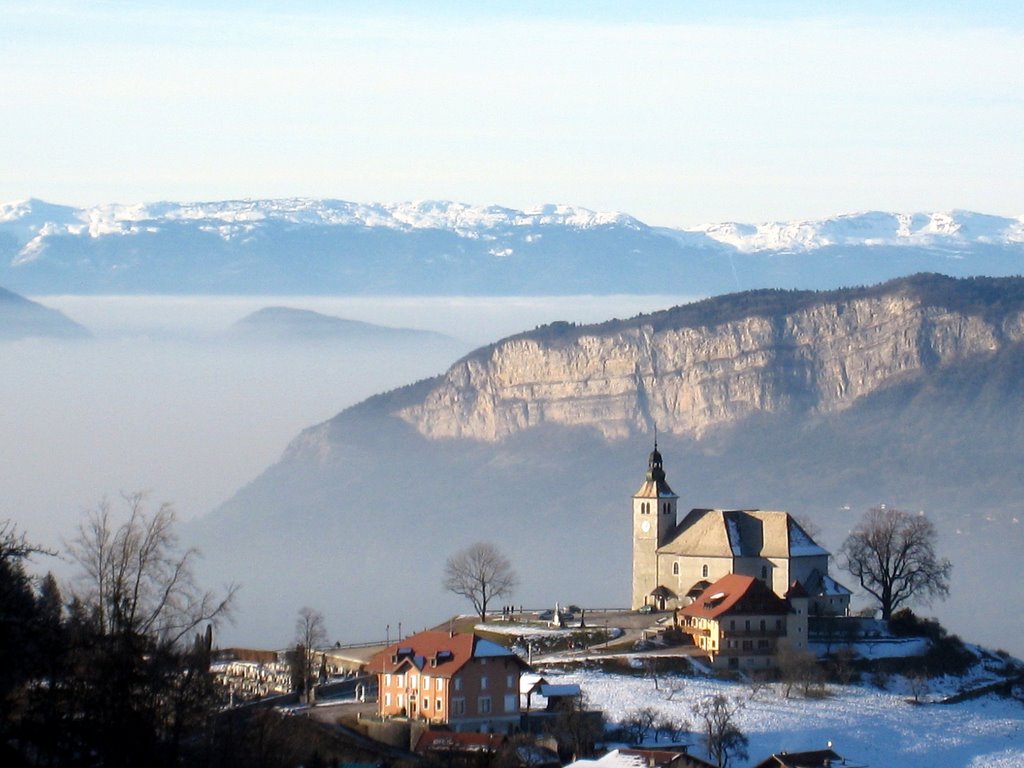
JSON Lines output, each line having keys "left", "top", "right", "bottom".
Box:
{"left": 547, "top": 668, "right": 1024, "bottom": 767}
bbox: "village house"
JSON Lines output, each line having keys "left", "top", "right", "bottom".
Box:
{"left": 632, "top": 444, "right": 850, "bottom": 616}
{"left": 370, "top": 630, "right": 529, "bottom": 733}
{"left": 751, "top": 746, "right": 850, "bottom": 768}
{"left": 676, "top": 573, "right": 809, "bottom": 671}
{"left": 566, "top": 747, "right": 716, "bottom": 768}
{"left": 520, "top": 673, "right": 583, "bottom": 712}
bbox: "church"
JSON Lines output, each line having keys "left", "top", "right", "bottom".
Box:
{"left": 631, "top": 444, "right": 851, "bottom": 616}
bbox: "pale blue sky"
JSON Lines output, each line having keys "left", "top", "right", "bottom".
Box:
{"left": 1, "top": 1, "right": 1022, "bottom": 225}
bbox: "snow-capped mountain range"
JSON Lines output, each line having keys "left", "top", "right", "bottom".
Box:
{"left": 1, "top": 198, "right": 1022, "bottom": 295}
{"left": 690, "top": 209, "right": 1024, "bottom": 252}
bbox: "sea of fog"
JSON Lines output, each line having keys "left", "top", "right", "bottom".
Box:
{"left": 2, "top": 293, "right": 694, "bottom": 555}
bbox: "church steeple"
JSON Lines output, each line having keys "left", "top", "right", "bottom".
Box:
{"left": 646, "top": 438, "right": 666, "bottom": 484}
{"left": 641, "top": 434, "right": 674, "bottom": 496}
{"left": 632, "top": 437, "right": 680, "bottom": 610}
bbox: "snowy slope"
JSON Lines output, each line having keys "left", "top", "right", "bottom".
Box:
{"left": 555, "top": 668, "right": 1024, "bottom": 768}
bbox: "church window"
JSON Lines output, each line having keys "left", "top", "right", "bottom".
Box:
{"left": 672, "top": 562, "right": 679, "bottom": 576}
{"left": 702, "top": 564, "right": 709, "bottom": 578}
{"left": 761, "top": 565, "right": 768, "bottom": 579}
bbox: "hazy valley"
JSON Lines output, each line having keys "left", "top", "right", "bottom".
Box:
{"left": 3, "top": 200, "right": 1024, "bottom": 657}
{"left": 182, "top": 274, "right": 1024, "bottom": 656}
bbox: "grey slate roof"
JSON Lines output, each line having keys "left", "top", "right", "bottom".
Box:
{"left": 659, "top": 509, "right": 829, "bottom": 559}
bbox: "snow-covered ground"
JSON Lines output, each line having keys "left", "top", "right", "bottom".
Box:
{"left": 548, "top": 667, "right": 1024, "bottom": 767}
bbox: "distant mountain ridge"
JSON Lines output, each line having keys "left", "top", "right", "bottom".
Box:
{"left": 231, "top": 306, "right": 454, "bottom": 344}
{"left": 191, "top": 274, "right": 1024, "bottom": 652}
{"left": 0, "top": 285, "right": 90, "bottom": 340}
{"left": 2, "top": 198, "right": 1022, "bottom": 295}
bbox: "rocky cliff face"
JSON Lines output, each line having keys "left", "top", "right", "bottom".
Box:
{"left": 398, "top": 276, "right": 1024, "bottom": 441}
{"left": 200, "top": 273, "right": 1024, "bottom": 653}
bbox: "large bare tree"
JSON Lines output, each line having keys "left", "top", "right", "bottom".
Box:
{"left": 63, "top": 492, "right": 236, "bottom": 766}
{"left": 693, "top": 694, "right": 748, "bottom": 768}
{"left": 443, "top": 541, "right": 518, "bottom": 622}
{"left": 68, "top": 492, "right": 236, "bottom": 646}
{"left": 839, "top": 506, "right": 952, "bottom": 621}
{"left": 293, "top": 606, "right": 328, "bottom": 704}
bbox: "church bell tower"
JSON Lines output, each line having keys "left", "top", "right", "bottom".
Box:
{"left": 631, "top": 440, "right": 678, "bottom": 610}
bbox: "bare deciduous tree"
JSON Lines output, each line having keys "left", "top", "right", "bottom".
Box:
{"left": 839, "top": 507, "right": 952, "bottom": 621}
{"left": 776, "top": 644, "right": 825, "bottom": 699}
{"left": 294, "top": 606, "right": 328, "bottom": 704}
{"left": 443, "top": 541, "right": 518, "bottom": 622}
{"left": 660, "top": 676, "right": 686, "bottom": 702}
{"left": 693, "top": 694, "right": 748, "bottom": 768}
{"left": 68, "top": 492, "right": 236, "bottom": 646}
{"left": 655, "top": 712, "right": 689, "bottom": 744}
{"left": 623, "top": 706, "right": 658, "bottom": 744}
{"left": 63, "top": 492, "right": 236, "bottom": 766}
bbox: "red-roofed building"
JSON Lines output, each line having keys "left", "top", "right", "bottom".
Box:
{"left": 677, "top": 574, "right": 808, "bottom": 670}
{"left": 370, "top": 630, "right": 529, "bottom": 733}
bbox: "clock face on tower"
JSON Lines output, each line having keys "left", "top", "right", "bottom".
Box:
{"left": 641, "top": 520, "right": 651, "bottom": 533}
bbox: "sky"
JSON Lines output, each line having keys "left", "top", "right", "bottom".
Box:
{"left": 1, "top": 2, "right": 1022, "bottom": 227}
